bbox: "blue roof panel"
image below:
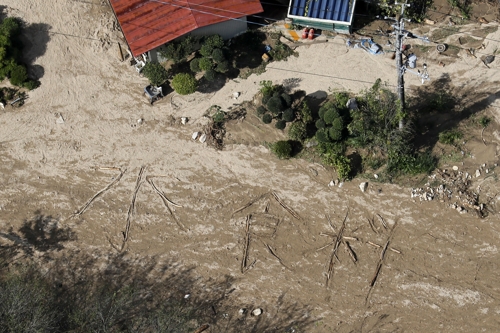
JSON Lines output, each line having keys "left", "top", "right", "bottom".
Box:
{"left": 289, "top": 0, "right": 353, "bottom": 23}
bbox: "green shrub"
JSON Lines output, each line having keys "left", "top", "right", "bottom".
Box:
{"left": 300, "top": 101, "right": 313, "bottom": 123}
{"left": 142, "top": 62, "right": 169, "bottom": 86}
{"left": 281, "top": 93, "right": 292, "bottom": 107}
{"left": 23, "top": 80, "right": 39, "bottom": 90}
{"left": 200, "top": 35, "right": 224, "bottom": 57}
{"left": 282, "top": 108, "right": 295, "bottom": 122}
{"left": 288, "top": 121, "right": 307, "bottom": 141}
{"left": 215, "top": 60, "right": 229, "bottom": 73}
{"left": 204, "top": 69, "right": 217, "bottom": 81}
{"left": 267, "top": 96, "right": 285, "bottom": 114}
{"left": 262, "top": 113, "right": 273, "bottom": 124}
{"left": 160, "top": 36, "right": 198, "bottom": 63}
{"left": 9, "top": 64, "right": 27, "bottom": 86}
{"left": 315, "top": 119, "right": 326, "bottom": 129}
{"left": 318, "top": 105, "right": 328, "bottom": 120}
{"left": 331, "top": 154, "right": 351, "bottom": 180}
{"left": 333, "top": 92, "right": 350, "bottom": 110}
{"left": 257, "top": 105, "right": 267, "bottom": 115}
{"left": 189, "top": 58, "right": 201, "bottom": 72}
{"left": 315, "top": 128, "right": 330, "bottom": 142}
{"left": 212, "top": 48, "right": 226, "bottom": 63}
{"left": 171, "top": 73, "right": 197, "bottom": 95}
{"left": 328, "top": 125, "right": 342, "bottom": 141}
{"left": 479, "top": 116, "right": 491, "bottom": 128}
{"left": 438, "top": 130, "right": 462, "bottom": 145}
{"left": 275, "top": 120, "right": 286, "bottom": 130}
{"left": 323, "top": 108, "right": 340, "bottom": 125}
{"left": 271, "top": 140, "right": 293, "bottom": 159}
{"left": 198, "top": 57, "right": 213, "bottom": 71}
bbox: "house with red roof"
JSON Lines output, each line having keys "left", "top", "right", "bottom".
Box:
{"left": 109, "top": 0, "right": 264, "bottom": 61}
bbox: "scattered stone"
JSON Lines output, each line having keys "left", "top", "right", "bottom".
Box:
{"left": 338, "top": 182, "right": 344, "bottom": 188}
{"left": 305, "top": 140, "right": 318, "bottom": 148}
{"left": 452, "top": 166, "right": 459, "bottom": 171}
{"left": 0, "top": 102, "right": 4, "bottom": 109}
{"left": 475, "top": 169, "right": 481, "bottom": 178}
{"left": 485, "top": 169, "right": 489, "bottom": 174}
{"left": 359, "top": 182, "right": 368, "bottom": 192}
{"left": 238, "top": 308, "right": 247, "bottom": 315}
{"left": 181, "top": 117, "right": 188, "bottom": 125}
{"left": 481, "top": 163, "right": 486, "bottom": 168}
{"left": 251, "top": 308, "right": 263, "bottom": 316}
{"left": 199, "top": 133, "right": 207, "bottom": 143}
{"left": 56, "top": 114, "right": 65, "bottom": 124}
{"left": 184, "top": 294, "right": 191, "bottom": 299}
{"left": 328, "top": 180, "right": 336, "bottom": 187}
{"left": 192, "top": 132, "right": 199, "bottom": 140}
{"left": 233, "top": 92, "right": 240, "bottom": 99}
{"left": 456, "top": 206, "right": 463, "bottom": 212}
{"left": 374, "top": 174, "right": 379, "bottom": 179}
{"left": 137, "top": 118, "right": 143, "bottom": 125}
{"left": 346, "top": 98, "right": 358, "bottom": 110}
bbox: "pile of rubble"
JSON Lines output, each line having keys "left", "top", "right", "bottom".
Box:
{"left": 410, "top": 166, "right": 491, "bottom": 218}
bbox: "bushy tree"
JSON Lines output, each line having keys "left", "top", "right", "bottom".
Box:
{"left": 271, "top": 140, "right": 293, "bottom": 159}
{"left": 160, "top": 36, "right": 198, "bottom": 63}
{"left": 275, "top": 120, "right": 286, "bottom": 130}
{"left": 215, "top": 60, "right": 229, "bottom": 73}
{"left": 282, "top": 108, "right": 295, "bottom": 122}
{"left": 323, "top": 108, "right": 340, "bottom": 125}
{"left": 198, "top": 57, "right": 213, "bottom": 71}
{"left": 9, "top": 64, "right": 27, "bottom": 86}
{"left": 204, "top": 69, "right": 217, "bottom": 81}
{"left": 142, "top": 62, "right": 169, "bottom": 86}
{"left": 300, "top": 101, "right": 313, "bottom": 124}
{"left": 262, "top": 113, "right": 273, "bottom": 124}
{"left": 288, "top": 121, "right": 307, "bottom": 141}
{"left": 171, "top": 73, "right": 197, "bottom": 95}
{"left": 315, "top": 119, "right": 326, "bottom": 129}
{"left": 315, "top": 128, "right": 330, "bottom": 142}
{"left": 267, "top": 96, "right": 285, "bottom": 115}
{"left": 190, "top": 58, "right": 201, "bottom": 72}
{"left": 329, "top": 117, "right": 344, "bottom": 141}
{"left": 257, "top": 106, "right": 267, "bottom": 115}
{"left": 200, "top": 35, "right": 224, "bottom": 57}
{"left": 212, "top": 48, "right": 225, "bottom": 63}
{"left": 281, "top": 93, "right": 292, "bottom": 107}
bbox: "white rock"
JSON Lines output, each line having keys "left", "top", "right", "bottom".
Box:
{"left": 374, "top": 174, "right": 379, "bottom": 179}
{"left": 452, "top": 166, "right": 459, "bottom": 171}
{"left": 192, "top": 132, "right": 199, "bottom": 140}
{"left": 181, "top": 117, "right": 188, "bottom": 125}
{"left": 199, "top": 133, "right": 207, "bottom": 143}
{"left": 251, "top": 308, "right": 263, "bottom": 316}
{"left": 233, "top": 92, "right": 240, "bottom": 99}
{"left": 137, "top": 118, "right": 143, "bottom": 124}
{"left": 475, "top": 169, "right": 481, "bottom": 178}
{"left": 485, "top": 169, "right": 489, "bottom": 174}
{"left": 184, "top": 294, "right": 191, "bottom": 299}
{"left": 328, "top": 180, "right": 335, "bottom": 187}
{"left": 56, "top": 115, "right": 65, "bottom": 124}
{"left": 238, "top": 308, "right": 246, "bottom": 315}
{"left": 481, "top": 163, "right": 486, "bottom": 168}
{"left": 338, "top": 182, "right": 344, "bottom": 188}
{"left": 359, "top": 182, "right": 368, "bottom": 192}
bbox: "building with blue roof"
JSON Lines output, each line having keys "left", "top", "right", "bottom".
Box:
{"left": 287, "top": 0, "right": 357, "bottom": 34}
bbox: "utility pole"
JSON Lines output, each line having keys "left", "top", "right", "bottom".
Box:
{"left": 394, "top": 1, "right": 410, "bottom": 130}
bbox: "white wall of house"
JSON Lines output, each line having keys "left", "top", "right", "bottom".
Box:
{"left": 148, "top": 17, "right": 248, "bottom": 63}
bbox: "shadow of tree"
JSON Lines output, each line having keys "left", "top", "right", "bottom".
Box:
{"left": 20, "top": 22, "right": 52, "bottom": 81}
{"left": 0, "top": 215, "right": 316, "bottom": 332}
{"left": 410, "top": 73, "right": 500, "bottom": 150}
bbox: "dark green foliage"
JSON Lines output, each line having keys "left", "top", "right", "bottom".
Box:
{"left": 215, "top": 60, "right": 229, "bottom": 73}
{"left": 9, "top": 64, "right": 27, "bottom": 86}
{"left": 160, "top": 36, "right": 198, "bottom": 63}
{"left": 268, "top": 40, "right": 296, "bottom": 61}
{"left": 200, "top": 35, "right": 224, "bottom": 57}
{"left": 288, "top": 121, "right": 307, "bottom": 142}
{"left": 300, "top": 101, "right": 313, "bottom": 124}
{"left": 204, "top": 69, "right": 217, "bottom": 81}
{"left": 438, "top": 129, "right": 462, "bottom": 145}
{"left": 271, "top": 140, "right": 293, "bottom": 159}
{"left": 257, "top": 105, "right": 267, "bottom": 115}
{"left": 171, "top": 73, "right": 197, "bottom": 95}
{"left": 23, "top": 80, "right": 39, "bottom": 90}
{"left": 142, "top": 62, "right": 169, "bottom": 86}
{"left": 323, "top": 108, "right": 341, "bottom": 125}
{"left": 281, "top": 93, "right": 292, "bottom": 107}
{"left": 282, "top": 108, "right": 295, "bottom": 122}
{"left": 315, "top": 119, "right": 326, "bottom": 129}
{"left": 198, "top": 57, "right": 213, "bottom": 71}
{"left": 479, "top": 116, "right": 491, "bottom": 128}
{"left": 259, "top": 81, "right": 284, "bottom": 100}
{"left": 315, "top": 128, "right": 330, "bottom": 142}
{"left": 262, "top": 94, "right": 271, "bottom": 105}
{"left": 267, "top": 96, "right": 285, "bottom": 114}
{"left": 189, "top": 58, "right": 201, "bottom": 72}
{"left": 0, "top": 17, "right": 21, "bottom": 39}
{"left": 328, "top": 124, "right": 342, "bottom": 141}
{"left": 275, "top": 120, "right": 286, "bottom": 130}
{"left": 212, "top": 48, "right": 226, "bottom": 63}
{"left": 318, "top": 105, "right": 327, "bottom": 120}
{"left": 213, "top": 109, "right": 226, "bottom": 123}
{"left": 262, "top": 113, "right": 273, "bottom": 124}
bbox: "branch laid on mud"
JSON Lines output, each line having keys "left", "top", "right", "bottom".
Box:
{"left": 344, "top": 241, "right": 357, "bottom": 263}
{"left": 232, "top": 192, "right": 269, "bottom": 216}
{"left": 265, "top": 243, "right": 290, "bottom": 270}
{"left": 72, "top": 168, "right": 126, "bottom": 217}
{"left": 193, "top": 324, "right": 210, "bottom": 333}
{"left": 120, "top": 166, "right": 145, "bottom": 251}
{"left": 326, "top": 208, "right": 349, "bottom": 287}
{"left": 241, "top": 215, "right": 252, "bottom": 273}
{"left": 146, "top": 176, "right": 183, "bottom": 207}
{"left": 271, "top": 191, "right": 300, "bottom": 219}
{"left": 367, "top": 216, "right": 379, "bottom": 234}
{"left": 376, "top": 214, "right": 388, "bottom": 230}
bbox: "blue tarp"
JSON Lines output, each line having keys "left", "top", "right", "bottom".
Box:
{"left": 289, "top": 0, "right": 353, "bottom": 23}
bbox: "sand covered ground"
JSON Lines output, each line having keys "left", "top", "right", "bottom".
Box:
{"left": 1, "top": 0, "right": 500, "bottom": 331}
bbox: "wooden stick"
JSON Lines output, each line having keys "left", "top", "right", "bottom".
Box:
{"left": 265, "top": 243, "right": 289, "bottom": 269}
{"left": 326, "top": 208, "right": 349, "bottom": 287}
{"left": 315, "top": 241, "right": 335, "bottom": 252}
{"left": 367, "top": 216, "right": 379, "bottom": 234}
{"left": 72, "top": 168, "right": 126, "bottom": 217}
{"left": 376, "top": 214, "right": 388, "bottom": 230}
{"left": 146, "top": 177, "right": 183, "bottom": 207}
{"left": 343, "top": 236, "right": 358, "bottom": 241}
{"left": 193, "top": 324, "right": 209, "bottom": 333}
{"left": 344, "top": 241, "right": 357, "bottom": 263}
{"left": 326, "top": 214, "right": 335, "bottom": 231}
{"left": 367, "top": 241, "right": 381, "bottom": 248}
{"left": 241, "top": 215, "right": 252, "bottom": 273}
{"left": 232, "top": 193, "right": 268, "bottom": 216}
{"left": 481, "top": 126, "right": 487, "bottom": 146}
{"left": 271, "top": 191, "right": 300, "bottom": 219}
{"left": 389, "top": 247, "right": 401, "bottom": 254}
{"left": 121, "top": 166, "right": 145, "bottom": 251}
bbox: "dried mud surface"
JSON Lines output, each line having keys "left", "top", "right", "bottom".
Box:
{"left": 1, "top": 1, "right": 500, "bottom": 332}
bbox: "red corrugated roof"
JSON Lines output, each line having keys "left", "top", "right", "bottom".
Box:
{"left": 109, "top": 0, "right": 263, "bottom": 57}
